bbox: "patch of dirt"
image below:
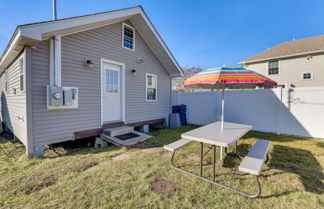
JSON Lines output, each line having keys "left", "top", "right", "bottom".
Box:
{"left": 112, "top": 153, "right": 132, "bottom": 161}
{"left": 141, "top": 147, "right": 160, "bottom": 153}
{"left": 182, "top": 154, "right": 201, "bottom": 161}
{"left": 150, "top": 179, "right": 176, "bottom": 194}
{"left": 23, "top": 176, "right": 57, "bottom": 195}
{"left": 84, "top": 163, "right": 101, "bottom": 172}
{"left": 159, "top": 150, "right": 171, "bottom": 156}
{"left": 76, "top": 162, "right": 99, "bottom": 172}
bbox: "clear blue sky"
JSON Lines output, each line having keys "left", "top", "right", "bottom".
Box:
{"left": 1, "top": 0, "right": 324, "bottom": 69}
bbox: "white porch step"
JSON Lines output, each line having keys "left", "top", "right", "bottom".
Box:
{"left": 104, "top": 126, "right": 134, "bottom": 137}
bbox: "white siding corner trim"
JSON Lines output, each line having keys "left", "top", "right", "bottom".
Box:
{"left": 100, "top": 58, "right": 125, "bottom": 125}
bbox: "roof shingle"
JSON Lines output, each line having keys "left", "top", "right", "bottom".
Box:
{"left": 242, "top": 35, "right": 324, "bottom": 63}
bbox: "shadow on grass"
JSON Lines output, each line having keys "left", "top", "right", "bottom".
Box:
{"left": 44, "top": 137, "right": 124, "bottom": 159}
{"left": 223, "top": 143, "right": 251, "bottom": 168}
{"left": 317, "top": 141, "right": 324, "bottom": 149}
{"left": 242, "top": 131, "right": 309, "bottom": 142}
{"left": 270, "top": 145, "right": 324, "bottom": 194}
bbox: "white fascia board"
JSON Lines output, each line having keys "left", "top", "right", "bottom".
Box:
{"left": 0, "top": 29, "right": 21, "bottom": 67}
{"left": 20, "top": 7, "right": 141, "bottom": 41}
{"left": 2, "top": 6, "right": 183, "bottom": 77}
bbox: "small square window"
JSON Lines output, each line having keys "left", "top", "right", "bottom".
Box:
{"left": 122, "top": 23, "right": 135, "bottom": 50}
{"left": 268, "top": 60, "right": 279, "bottom": 75}
{"left": 302, "top": 72, "right": 313, "bottom": 80}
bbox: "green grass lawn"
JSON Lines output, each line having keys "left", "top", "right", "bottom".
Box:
{"left": 0, "top": 125, "right": 323, "bottom": 209}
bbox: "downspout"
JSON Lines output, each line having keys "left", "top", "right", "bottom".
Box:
{"left": 52, "top": 0, "right": 61, "bottom": 87}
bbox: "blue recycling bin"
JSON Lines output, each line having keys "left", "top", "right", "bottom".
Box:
{"left": 172, "top": 105, "right": 181, "bottom": 113}
{"left": 179, "top": 104, "right": 187, "bottom": 125}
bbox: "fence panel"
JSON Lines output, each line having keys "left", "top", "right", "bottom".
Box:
{"left": 171, "top": 87, "right": 324, "bottom": 138}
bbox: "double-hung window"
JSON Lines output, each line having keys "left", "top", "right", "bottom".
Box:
{"left": 122, "top": 23, "right": 135, "bottom": 50}
{"left": 268, "top": 60, "right": 279, "bottom": 75}
{"left": 146, "top": 74, "right": 157, "bottom": 101}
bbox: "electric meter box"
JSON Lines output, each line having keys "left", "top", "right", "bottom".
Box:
{"left": 47, "top": 86, "right": 79, "bottom": 109}
{"left": 63, "top": 90, "right": 73, "bottom": 106}
{"left": 48, "top": 86, "right": 64, "bottom": 106}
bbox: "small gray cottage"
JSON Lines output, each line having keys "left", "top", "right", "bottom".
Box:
{"left": 0, "top": 6, "right": 183, "bottom": 157}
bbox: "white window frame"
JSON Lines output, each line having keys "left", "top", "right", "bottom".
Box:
{"left": 301, "top": 71, "right": 313, "bottom": 80}
{"left": 19, "top": 58, "right": 25, "bottom": 93}
{"left": 146, "top": 73, "right": 157, "bottom": 102}
{"left": 122, "top": 23, "right": 135, "bottom": 51}
{"left": 268, "top": 60, "right": 280, "bottom": 75}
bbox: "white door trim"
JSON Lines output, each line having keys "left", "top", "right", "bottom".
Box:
{"left": 100, "top": 58, "right": 125, "bottom": 125}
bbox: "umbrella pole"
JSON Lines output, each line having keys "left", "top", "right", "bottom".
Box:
{"left": 221, "top": 87, "right": 224, "bottom": 131}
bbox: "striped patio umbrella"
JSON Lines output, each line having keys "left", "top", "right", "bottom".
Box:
{"left": 183, "top": 67, "right": 277, "bottom": 130}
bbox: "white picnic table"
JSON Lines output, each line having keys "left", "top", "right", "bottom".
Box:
{"left": 181, "top": 121, "right": 252, "bottom": 167}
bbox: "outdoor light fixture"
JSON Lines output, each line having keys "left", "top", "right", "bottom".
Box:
{"left": 131, "top": 69, "right": 137, "bottom": 75}
{"left": 137, "top": 58, "right": 145, "bottom": 64}
{"left": 84, "top": 59, "right": 94, "bottom": 68}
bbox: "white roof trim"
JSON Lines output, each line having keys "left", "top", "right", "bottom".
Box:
{"left": 0, "top": 6, "right": 183, "bottom": 76}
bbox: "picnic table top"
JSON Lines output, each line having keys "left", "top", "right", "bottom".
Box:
{"left": 181, "top": 121, "right": 252, "bottom": 147}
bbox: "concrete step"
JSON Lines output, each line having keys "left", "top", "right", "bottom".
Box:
{"left": 100, "top": 130, "right": 151, "bottom": 146}
{"left": 104, "top": 126, "right": 134, "bottom": 137}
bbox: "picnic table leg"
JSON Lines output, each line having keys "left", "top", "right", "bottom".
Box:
{"left": 169, "top": 147, "right": 262, "bottom": 198}
{"left": 200, "top": 142, "right": 203, "bottom": 177}
{"left": 220, "top": 146, "right": 223, "bottom": 167}
{"left": 213, "top": 145, "right": 216, "bottom": 182}
{"left": 234, "top": 142, "right": 237, "bottom": 154}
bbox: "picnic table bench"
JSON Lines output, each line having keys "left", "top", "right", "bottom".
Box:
{"left": 164, "top": 135, "right": 270, "bottom": 198}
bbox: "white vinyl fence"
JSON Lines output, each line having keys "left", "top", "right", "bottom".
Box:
{"left": 171, "top": 87, "right": 324, "bottom": 138}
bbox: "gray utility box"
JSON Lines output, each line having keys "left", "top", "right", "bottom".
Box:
{"left": 47, "top": 86, "right": 79, "bottom": 109}
{"left": 169, "top": 113, "right": 181, "bottom": 128}
{"left": 63, "top": 89, "right": 73, "bottom": 106}
{"left": 48, "top": 86, "right": 64, "bottom": 106}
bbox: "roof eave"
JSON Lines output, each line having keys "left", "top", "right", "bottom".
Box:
{"left": 0, "top": 6, "right": 184, "bottom": 77}
{"left": 241, "top": 49, "right": 324, "bottom": 65}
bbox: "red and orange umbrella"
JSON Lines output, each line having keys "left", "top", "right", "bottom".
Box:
{"left": 183, "top": 67, "right": 277, "bottom": 130}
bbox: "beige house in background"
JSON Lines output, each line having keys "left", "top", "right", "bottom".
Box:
{"left": 240, "top": 35, "right": 324, "bottom": 88}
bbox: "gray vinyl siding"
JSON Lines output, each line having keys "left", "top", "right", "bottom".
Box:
{"left": 31, "top": 21, "right": 171, "bottom": 146}
{"left": 0, "top": 53, "right": 27, "bottom": 145}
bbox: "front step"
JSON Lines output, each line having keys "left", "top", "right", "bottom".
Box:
{"left": 100, "top": 130, "right": 151, "bottom": 146}
{"left": 104, "top": 126, "right": 134, "bottom": 137}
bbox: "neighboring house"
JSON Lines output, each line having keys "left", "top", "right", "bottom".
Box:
{"left": 240, "top": 35, "right": 324, "bottom": 88}
{"left": 0, "top": 6, "right": 183, "bottom": 157}
{"left": 172, "top": 66, "right": 202, "bottom": 91}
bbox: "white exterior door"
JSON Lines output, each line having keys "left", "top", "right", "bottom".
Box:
{"left": 102, "top": 62, "right": 122, "bottom": 122}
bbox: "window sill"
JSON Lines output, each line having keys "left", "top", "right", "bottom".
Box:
{"left": 122, "top": 46, "right": 135, "bottom": 51}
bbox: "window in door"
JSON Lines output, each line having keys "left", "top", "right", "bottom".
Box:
{"left": 105, "top": 69, "right": 119, "bottom": 93}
